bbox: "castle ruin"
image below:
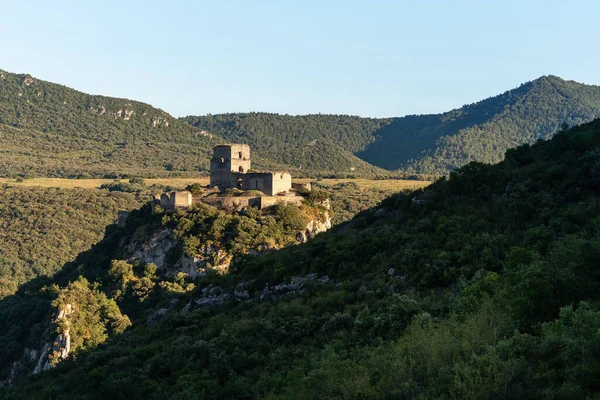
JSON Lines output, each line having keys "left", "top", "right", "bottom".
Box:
{"left": 154, "top": 144, "right": 304, "bottom": 212}
{"left": 210, "top": 144, "right": 292, "bottom": 196}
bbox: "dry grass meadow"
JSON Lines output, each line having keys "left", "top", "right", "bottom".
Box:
{"left": 0, "top": 177, "right": 431, "bottom": 192}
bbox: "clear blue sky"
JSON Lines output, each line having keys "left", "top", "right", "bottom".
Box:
{"left": 1, "top": 0, "right": 598, "bottom": 118}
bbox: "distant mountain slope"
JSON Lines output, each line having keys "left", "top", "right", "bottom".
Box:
{"left": 182, "top": 113, "right": 393, "bottom": 176}
{"left": 185, "top": 76, "right": 600, "bottom": 175}
{"left": 0, "top": 70, "right": 219, "bottom": 178}
{"left": 3, "top": 70, "right": 600, "bottom": 178}
{"left": 360, "top": 75, "right": 600, "bottom": 173}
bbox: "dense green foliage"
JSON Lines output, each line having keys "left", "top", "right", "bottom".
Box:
{"left": 3, "top": 118, "right": 600, "bottom": 398}
{"left": 186, "top": 76, "right": 600, "bottom": 175}
{"left": 50, "top": 277, "right": 132, "bottom": 365}
{"left": 0, "top": 186, "right": 139, "bottom": 297}
{"left": 0, "top": 70, "right": 218, "bottom": 178}
{"left": 364, "top": 75, "right": 600, "bottom": 174}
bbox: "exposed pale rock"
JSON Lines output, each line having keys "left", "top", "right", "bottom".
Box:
{"left": 147, "top": 308, "right": 169, "bottom": 326}
{"left": 23, "top": 75, "right": 36, "bottom": 86}
{"left": 128, "top": 229, "right": 177, "bottom": 269}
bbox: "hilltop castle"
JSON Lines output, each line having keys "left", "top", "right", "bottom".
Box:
{"left": 153, "top": 144, "right": 306, "bottom": 212}
{"left": 210, "top": 144, "right": 292, "bottom": 196}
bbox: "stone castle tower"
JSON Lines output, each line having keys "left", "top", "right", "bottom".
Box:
{"left": 210, "top": 144, "right": 251, "bottom": 188}
{"left": 209, "top": 144, "right": 292, "bottom": 196}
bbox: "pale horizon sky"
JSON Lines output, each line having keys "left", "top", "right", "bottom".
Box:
{"left": 1, "top": 0, "right": 599, "bottom": 118}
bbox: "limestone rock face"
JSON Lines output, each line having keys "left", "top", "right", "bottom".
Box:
{"left": 180, "top": 273, "right": 333, "bottom": 314}
{"left": 2, "top": 302, "right": 77, "bottom": 386}
{"left": 297, "top": 209, "right": 332, "bottom": 243}
{"left": 127, "top": 204, "right": 331, "bottom": 279}
{"left": 31, "top": 303, "right": 74, "bottom": 375}
{"left": 128, "top": 229, "right": 177, "bottom": 269}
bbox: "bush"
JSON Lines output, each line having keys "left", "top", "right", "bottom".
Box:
{"left": 274, "top": 203, "right": 309, "bottom": 231}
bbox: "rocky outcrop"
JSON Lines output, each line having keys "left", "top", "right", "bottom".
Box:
{"left": 173, "top": 243, "right": 232, "bottom": 279}
{"left": 33, "top": 303, "right": 74, "bottom": 374}
{"left": 146, "top": 308, "right": 169, "bottom": 326}
{"left": 22, "top": 75, "right": 36, "bottom": 86}
{"left": 128, "top": 205, "right": 331, "bottom": 278}
{"left": 297, "top": 204, "right": 332, "bottom": 243}
{"left": 152, "top": 116, "right": 170, "bottom": 127}
{"left": 128, "top": 229, "right": 177, "bottom": 269}
{"left": 181, "top": 273, "right": 332, "bottom": 314}
{"left": 2, "top": 302, "right": 76, "bottom": 386}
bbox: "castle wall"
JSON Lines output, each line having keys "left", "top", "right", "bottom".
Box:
{"left": 292, "top": 182, "right": 312, "bottom": 192}
{"left": 201, "top": 195, "right": 303, "bottom": 210}
{"left": 172, "top": 191, "right": 193, "bottom": 208}
{"left": 159, "top": 191, "right": 193, "bottom": 210}
{"left": 208, "top": 144, "right": 291, "bottom": 196}
{"left": 230, "top": 171, "right": 291, "bottom": 196}
{"left": 258, "top": 195, "right": 303, "bottom": 208}
{"left": 228, "top": 144, "right": 251, "bottom": 173}
{"left": 210, "top": 144, "right": 251, "bottom": 188}
{"left": 201, "top": 196, "right": 261, "bottom": 210}
{"left": 271, "top": 172, "right": 292, "bottom": 195}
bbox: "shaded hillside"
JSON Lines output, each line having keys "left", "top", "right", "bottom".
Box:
{"left": 185, "top": 76, "right": 600, "bottom": 175}
{"left": 4, "top": 118, "right": 600, "bottom": 398}
{"left": 0, "top": 186, "right": 139, "bottom": 297}
{"left": 0, "top": 70, "right": 219, "bottom": 178}
{"left": 361, "top": 75, "right": 600, "bottom": 173}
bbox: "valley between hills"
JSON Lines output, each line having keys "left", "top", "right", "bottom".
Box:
{"left": 1, "top": 69, "right": 600, "bottom": 399}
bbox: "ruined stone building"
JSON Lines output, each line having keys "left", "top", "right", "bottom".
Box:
{"left": 156, "top": 191, "right": 193, "bottom": 211}
{"left": 210, "top": 144, "right": 292, "bottom": 196}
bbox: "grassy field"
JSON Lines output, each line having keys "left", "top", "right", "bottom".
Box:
{"left": 0, "top": 178, "right": 210, "bottom": 189}
{"left": 296, "top": 178, "right": 431, "bottom": 191}
{"left": 0, "top": 178, "right": 431, "bottom": 191}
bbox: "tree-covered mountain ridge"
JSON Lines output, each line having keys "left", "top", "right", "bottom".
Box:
{"left": 0, "top": 69, "right": 388, "bottom": 178}
{"left": 185, "top": 75, "right": 600, "bottom": 174}
{"left": 3, "top": 117, "right": 600, "bottom": 398}
{"left": 0, "top": 69, "right": 221, "bottom": 178}
{"left": 4, "top": 68, "right": 600, "bottom": 178}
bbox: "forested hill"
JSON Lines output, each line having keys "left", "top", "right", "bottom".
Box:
{"left": 5, "top": 118, "right": 600, "bottom": 398}
{"left": 184, "top": 76, "right": 600, "bottom": 175}
{"left": 0, "top": 69, "right": 219, "bottom": 178}
{"left": 0, "top": 69, "right": 388, "bottom": 179}
{"left": 3, "top": 69, "right": 600, "bottom": 178}
{"left": 183, "top": 113, "right": 393, "bottom": 176}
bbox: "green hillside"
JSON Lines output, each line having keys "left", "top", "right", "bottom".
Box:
{"left": 185, "top": 76, "right": 600, "bottom": 175}
{"left": 3, "top": 118, "right": 600, "bottom": 398}
{"left": 0, "top": 70, "right": 219, "bottom": 178}
{"left": 361, "top": 75, "right": 600, "bottom": 174}
{"left": 0, "top": 186, "right": 140, "bottom": 297}
{"left": 0, "top": 70, "right": 390, "bottom": 179}
{"left": 183, "top": 113, "right": 394, "bottom": 177}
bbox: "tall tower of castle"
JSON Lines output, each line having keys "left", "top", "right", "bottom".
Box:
{"left": 210, "top": 144, "right": 251, "bottom": 188}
